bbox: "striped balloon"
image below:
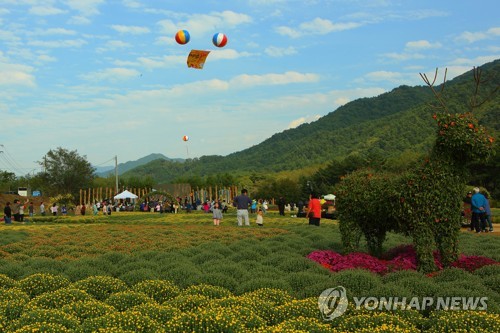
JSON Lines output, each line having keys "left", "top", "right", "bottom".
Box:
{"left": 212, "top": 33, "right": 228, "bottom": 47}
{"left": 182, "top": 135, "right": 189, "bottom": 142}
{"left": 175, "top": 30, "right": 190, "bottom": 45}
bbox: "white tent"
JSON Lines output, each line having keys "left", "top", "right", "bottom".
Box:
{"left": 323, "top": 194, "right": 336, "bottom": 200}
{"left": 114, "top": 190, "right": 138, "bottom": 200}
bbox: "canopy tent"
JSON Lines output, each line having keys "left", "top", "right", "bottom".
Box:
{"left": 323, "top": 194, "right": 336, "bottom": 200}
{"left": 114, "top": 190, "right": 138, "bottom": 200}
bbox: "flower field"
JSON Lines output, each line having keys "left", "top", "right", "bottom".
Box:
{"left": 0, "top": 211, "right": 499, "bottom": 332}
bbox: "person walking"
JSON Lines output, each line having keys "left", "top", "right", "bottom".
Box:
{"left": 212, "top": 201, "right": 223, "bottom": 226}
{"left": 278, "top": 196, "right": 286, "bottom": 216}
{"left": 40, "top": 202, "right": 46, "bottom": 216}
{"left": 28, "top": 202, "right": 34, "bottom": 217}
{"left": 3, "top": 202, "right": 12, "bottom": 224}
{"left": 307, "top": 192, "right": 321, "bottom": 226}
{"left": 484, "top": 193, "right": 493, "bottom": 232}
{"left": 233, "top": 189, "right": 252, "bottom": 226}
{"left": 471, "top": 187, "right": 487, "bottom": 233}
{"left": 256, "top": 209, "right": 264, "bottom": 226}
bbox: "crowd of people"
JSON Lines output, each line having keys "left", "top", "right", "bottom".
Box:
{"left": 3, "top": 187, "right": 492, "bottom": 230}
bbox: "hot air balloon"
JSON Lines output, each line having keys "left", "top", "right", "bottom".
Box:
{"left": 182, "top": 135, "right": 189, "bottom": 141}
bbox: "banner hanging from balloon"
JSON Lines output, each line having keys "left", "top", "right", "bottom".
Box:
{"left": 187, "top": 50, "right": 211, "bottom": 69}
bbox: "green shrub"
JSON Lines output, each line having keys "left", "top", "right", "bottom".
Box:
{"left": 424, "top": 310, "right": 500, "bottom": 332}
{"left": 80, "top": 310, "right": 164, "bottom": 333}
{"left": 337, "top": 312, "right": 419, "bottom": 332}
{"left": 432, "top": 267, "right": 481, "bottom": 284}
{"left": 183, "top": 283, "right": 233, "bottom": 299}
{"left": 61, "top": 299, "right": 116, "bottom": 322}
{"left": 105, "top": 291, "right": 155, "bottom": 312}
{"left": 473, "top": 264, "right": 500, "bottom": 278}
{"left": 273, "top": 298, "right": 320, "bottom": 325}
{"left": 132, "top": 280, "right": 180, "bottom": 303}
{"left": 331, "top": 269, "right": 383, "bottom": 297}
{"left": 164, "top": 308, "right": 245, "bottom": 333}
{"left": 25, "top": 288, "right": 92, "bottom": 310}
{"left": 119, "top": 268, "right": 159, "bottom": 286}
{"left": 197, "top": 272, "right": 239, "bottom": 291}
{"left": 159, "top": 264, "right": 203, "bottom": 289}
{"left": 130, "top": 303, "right": 179, "bottom": 325}
{"left": 0, "top": 273, "right": 16, "bottom": 289}
{"left": 167, "top": 294, "right": 212, "bottom": 312}
{"left": 0, "top": 289, "right": 28, "bottom": 321}
{"left": 63, "top": 262, "right": 107, "bottom": 282}
{"left": 11, "top": 322, "right": 72, "bottom": 333}
{"left": 237, "top": 278, "right": 293, "bottom": 295}
{"left": 273, "top": 316, "right": 333, "bottom": 333}
{"left": 10, "top": 309, "right": 79, "bottom": 331}
{"left": 18, "top": 273, "right": 70, "bottom": 298}
{"left": 71, "top": 275, "right": 128, "bottom": 300}
{"left": 244, "top": 288, "right": 293, "bottom": 306}
{"left": 190, "top": 251, "right": 226, "bottom": 265}
{"left": 278, "top": 256, "right": 317, "bottom": 273}
{"left": 0, "top": 262, "right": 33, "bottom": 280}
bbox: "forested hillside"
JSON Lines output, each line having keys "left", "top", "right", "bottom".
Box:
{"left": 123, "top": 60, "right": 499, "bottom": 184}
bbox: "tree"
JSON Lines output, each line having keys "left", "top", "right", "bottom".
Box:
{"left": 40, "top": 147, "right": 95, "bottom": 199}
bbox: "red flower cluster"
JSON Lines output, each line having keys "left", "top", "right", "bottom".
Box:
{"left": 307, "top": 244, "right": 498, "bottom": 276}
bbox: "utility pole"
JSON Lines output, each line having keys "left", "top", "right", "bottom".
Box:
{"left": 115, "top": 155, "right": 118, "bottom": 194}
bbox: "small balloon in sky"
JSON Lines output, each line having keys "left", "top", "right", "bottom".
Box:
{"left": 175, "top": 30, "right": 190, "bottom": 45}
{"left": 212, "top": 33, "right": 228, "bottom": 47}
{"left": 182, "top": 135, "right": 189, "bottom": 142}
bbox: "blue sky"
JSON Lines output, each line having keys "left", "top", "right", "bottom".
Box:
{"left": 0, "top": 0, "right": 499, "bottom": 175}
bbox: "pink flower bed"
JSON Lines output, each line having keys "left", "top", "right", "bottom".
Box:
{"left": 307, "top": 244, "right": 498, "bottom": 276}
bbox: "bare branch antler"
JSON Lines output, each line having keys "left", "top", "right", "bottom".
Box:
{"left": 419, "top": 68, "right": 448, "bottom": 112}
{"left": 469, "top": 66, "right": 499, "bottom": 112}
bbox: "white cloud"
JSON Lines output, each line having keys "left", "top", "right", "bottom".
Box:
{"left": 32, "top": 28, "right": 77, "bottom": 36}
{"left": 230, "top": 71, "right": 319, "bottom": 87}
{"left": 157, "top": 10, "right": 252, "bottom": 36}
{"left": 28, "top": 39, "right": 87, "bottom": 48}
{"left": 456, "top": 27, "right": 500, "bottom": 43}
{"left": 80, "top": 67, "right": 141, "bottom": 82}
{"left": 405, "top": 40, "right": 442, "bottom": 50}
{"left": 65, "top": 0, "right": 104, "bottom": 16}
{"left": 0, "top": 63, "right": 36, "bottom": 87}
{"left": 111, "top": 24, "right": 150, "bottom": 34}
{"left": 265, "top": 46, "right": 297, "bottom": 57}
{"left": 123, "top": 0, "right": 143, "bottom": 8}
{"left": 67, "top": 15, "right": 91, "bottom": 25}
{"left": 29, "top": 5, "right": 66, "bottom": 16}
{"left": 383, "top": 52, "right": 426, "bottom": 61}
{"left": 364, "top": 70, "right": 405, "bottom": 83}
{"left": 288, "top": 115, "right": 321, "bottom": 129}
{"left": 276, "top": 17, "right": 362, "bottom": 38}
{"left": 96, "top": 40, "right": 131, "bottom": 53}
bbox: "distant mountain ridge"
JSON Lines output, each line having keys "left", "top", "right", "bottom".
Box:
{"left": 121, "top": 59, "right": 500, "bottom": 183}
{"left": 95, "top": 153, "right": 184, "bottom": 177}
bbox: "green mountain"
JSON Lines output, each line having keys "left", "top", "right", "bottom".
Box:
{"left": 97, "top": 153, "right": 184, "bottom": 177}
{"left": 123, "top": 60, "right": 500, "bottom": 183}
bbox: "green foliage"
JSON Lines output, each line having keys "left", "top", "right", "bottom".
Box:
{"left": 25, "top": 288, "right": 92, "bottom": 310}
{"left": 18, "top": 273, "right": 70, "bottom": 298}
{"left": 61, "top": 300, "right": 116, "bottom": 323}
{"left": 71, "top": 275, "right": 128, "bottom": 301}
{"left": 183, "top": 283, "right": 233, "bottom": 299}
{"left": 80, "top": 310, "right": 164, "bottom": 333}
{"left": 424, "top": 311, "right": 500, "bottom": 332}
{"left": 11, "top": 308, "right": 80, "bottom": 331}
{"left": 38, "top": 147, "right": 95, "bottom": 199}
{"left": 104, "top": 291, "right": 154, "bottom": 312}
{"left": 132, "top": 279, "right": 180, "bottom": 303}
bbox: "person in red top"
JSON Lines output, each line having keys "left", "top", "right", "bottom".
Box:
{"left": 307, "top": 192, "right": 321, "bottom": 226}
